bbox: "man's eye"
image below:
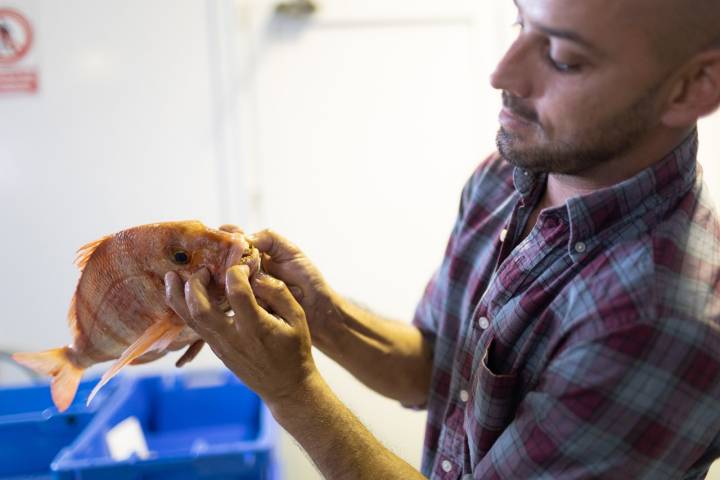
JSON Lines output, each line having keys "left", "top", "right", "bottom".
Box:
{"left": 546, "top": 54, "right": 581, "bottom": 74}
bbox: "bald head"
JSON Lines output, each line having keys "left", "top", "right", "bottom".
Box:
{"left": 648, "top": 0, "right": 720, "bottom": 65}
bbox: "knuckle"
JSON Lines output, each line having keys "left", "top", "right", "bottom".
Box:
{"left": 267, "top": 276, "right": 286, "bottom": 291}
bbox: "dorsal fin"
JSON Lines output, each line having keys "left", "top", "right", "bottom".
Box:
{"left": 74, "top": 236, "right": 110, "bottom": 271}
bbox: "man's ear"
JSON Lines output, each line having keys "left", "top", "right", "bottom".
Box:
{"left": 661, "top": 50, "right": 720, "bottom": 127}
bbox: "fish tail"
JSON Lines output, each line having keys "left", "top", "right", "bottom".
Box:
{"left": 12, "top": 347, "right": 84, "bottom": 413}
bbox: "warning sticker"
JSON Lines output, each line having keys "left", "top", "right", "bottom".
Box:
{"left": 0, "top": 8, "right": 38, "bottom": 93}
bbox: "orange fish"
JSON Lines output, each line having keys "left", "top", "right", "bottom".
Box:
{"left": 13, "top": 221, "right": 259, "bottom": 412}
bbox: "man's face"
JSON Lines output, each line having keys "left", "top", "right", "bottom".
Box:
{"left": 492, "top": 0, "right": 671, "bottom": 174}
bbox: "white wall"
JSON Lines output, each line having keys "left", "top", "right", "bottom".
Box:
{"left": 0, "top": 0, "right": 230, "bottom": 364}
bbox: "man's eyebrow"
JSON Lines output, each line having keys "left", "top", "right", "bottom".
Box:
{"left": 534, "top": 24, "right": 602, "bottom": 54}
{"left": 512, "top": 0, "right": 603, "bottom": 55}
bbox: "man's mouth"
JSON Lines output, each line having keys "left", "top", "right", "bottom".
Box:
{"left": 499, "top": 107, "right": 535, "bottom": 131}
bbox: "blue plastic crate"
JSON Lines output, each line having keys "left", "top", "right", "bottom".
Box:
{"left": 0, "top": 377, "right": 120, "bottom": 480}
{"left": 52, "top": 370, "right": 277, "bottom": 480}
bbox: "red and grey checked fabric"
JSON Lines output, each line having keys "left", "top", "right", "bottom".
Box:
{"left": 413, "top": 130, "right": 720, "bottom": 479}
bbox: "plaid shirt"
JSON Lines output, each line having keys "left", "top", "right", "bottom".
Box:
{"left": 413, "top": 130, "right": 720, "bottom": 479}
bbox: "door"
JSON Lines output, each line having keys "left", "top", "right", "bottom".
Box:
{"left": 227, "top": 0, "right": 512, "bottom": 476}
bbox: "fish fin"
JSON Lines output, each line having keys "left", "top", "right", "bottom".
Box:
{"left": 74, "top": 235, "right": 110, "bottom": 271}
{"left": 175, "top": 340, "right": 205, "bottom": 368}
{"left": 129, "top": 350, "right": 166, "bottom": 365}
{"left": 87, "top": 319, "right": 184, "bottom": 406}
{"left": 12, "top": 348, "right": 84, "bottom": 413}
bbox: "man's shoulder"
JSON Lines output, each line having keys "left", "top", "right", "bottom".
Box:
{"left": 649, "top": 180, "right": 720, "bottom": 317}
{"left": 568, "top": 182, "right": 720, "bottom": 327}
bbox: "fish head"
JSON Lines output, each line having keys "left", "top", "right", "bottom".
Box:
{"left": 125, "top": 220, "right": 261, "bottom": 307}
{"left": 156, "top": 220, "right": 259, "bottom": 278}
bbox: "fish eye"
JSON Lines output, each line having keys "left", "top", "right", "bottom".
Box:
{"left": 172, "top": 250, "right": 190, "bottom": 265}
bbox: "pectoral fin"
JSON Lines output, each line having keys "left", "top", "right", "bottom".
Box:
{"left": 175, "top": 340, "right": 205, "bottom": 368}
{"left": 129, "top": 350, "right": 166, "bottom": 365}
{"left": 87, "top": 318, "right": 184, "bottom": 406}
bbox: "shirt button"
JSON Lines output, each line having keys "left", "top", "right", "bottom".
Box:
{"left": 459, "top": 390, "right": 469, "bottom": 403}
{"left": 441, "top": 460, "right": 453, "bottom": 473}
{"left": 478, "top": 316, "right": 490, "bottom": 330}
{"left": 574, "top": 241, "right": 587, "bottom": 253}
{"left": 499, "top": 229, "right": 508, "bottom": 242}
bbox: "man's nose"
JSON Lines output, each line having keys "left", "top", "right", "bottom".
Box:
{"left": 490, "top": 39, "right": 532, "bottom": 99}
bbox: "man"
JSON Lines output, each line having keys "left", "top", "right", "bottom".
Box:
{"left": 165, "top": 0, "right": 720, "bottom": 478}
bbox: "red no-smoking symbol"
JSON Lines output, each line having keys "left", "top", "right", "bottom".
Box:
{"left": 0, "top": 8, "right": 33, "bottom": 65}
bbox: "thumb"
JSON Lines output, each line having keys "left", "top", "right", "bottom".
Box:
{"left": 260, "top": 253, "right": 306, "bottom": 302}
{"left": 248, "top": 229, "right": 299, "bottom": 261}
{"left": 251, "top": 273, "right": 304, "bottom": 328}
{"left": 225, "top": 265, "right": 263, "bottom": 331}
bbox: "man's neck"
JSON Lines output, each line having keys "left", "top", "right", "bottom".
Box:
{"left": 518, "top": 125, "right": 694, "bottom": 244}
{"left": 541, "top": 125, "right": 694, "bottom": 209}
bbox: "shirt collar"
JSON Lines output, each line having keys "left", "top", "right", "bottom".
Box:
{"left": 512, "top": 129, "right": 699, "bottom": 259}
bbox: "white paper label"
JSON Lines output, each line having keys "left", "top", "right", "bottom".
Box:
{"left": 105, "top": 416, "right": 150, "bottom": 461}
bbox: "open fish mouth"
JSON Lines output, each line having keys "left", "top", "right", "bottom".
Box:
{"left": 236, "top": 246, "right": 262, "bottom": 274}
{"left": 206, "top": 245, "right": 262, "bottom": 311}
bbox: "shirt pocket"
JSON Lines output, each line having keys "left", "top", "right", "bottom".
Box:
{"left": 464, "top": 337, "right": 520, "bottom": 466}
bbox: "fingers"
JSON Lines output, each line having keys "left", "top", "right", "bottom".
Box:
{"left": 165, "top": 271, "right": 192, "bottom": 323}
{"left": 181, "top": 266, "right": 296, "bottom": 343}
{"left": 184, "top": 268, "right": 229, "bottom": 336}
{"left": 219, "top": 224, "right": 244, "bottom": 234}
{"left": 225, "top": 265, "right": 263, "bottom": 325}
{"left": 259, "top": 253, "right": 285, "bottom": 283}
{"left": 247, "top": 229, "right": 298, "bottom": 261}
{"left": 175, "top": 340, "right": 205, "bottom": 368}
{"left": 251, "top": 272, "right": 304, "bottom": 327}
{"left": 259, "top": 253, "right": 305, "bottom": 302}
{"left": 289, "top": 285, "right": 304, "bottom": 302}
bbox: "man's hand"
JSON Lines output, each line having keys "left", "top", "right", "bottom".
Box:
{"left": 245, "top": 229, "right": 339, "bottom": 339}
{"left": 227, "top": 227, "right": 432, "bottom": 406}
{"left": 165, "top": 269, "right": 423, "bottom": 480}
{"left": 164, "top": 265, "right": 318, "bottom": 408}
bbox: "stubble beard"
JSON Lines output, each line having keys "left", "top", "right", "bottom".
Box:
{"left": 496, "top": 86, "right": 662, "bottom": 175}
